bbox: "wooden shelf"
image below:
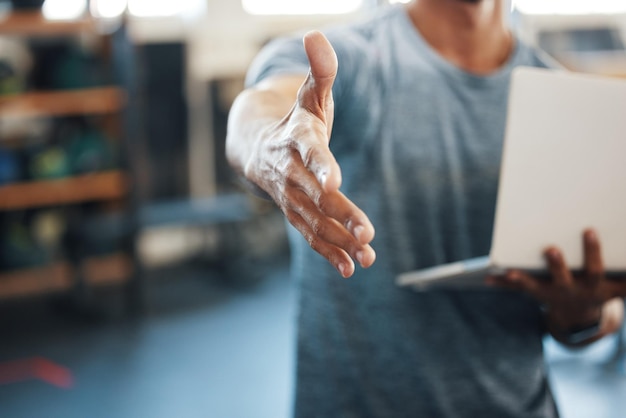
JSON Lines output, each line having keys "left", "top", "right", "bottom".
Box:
{"left": 0, "top": 262, "right": 71, "bottom": 299}
{"left": 0, "top": 171, "right": 127, "bottom": 211}
{"left": 0, "top": 87, "right": 126, "bottom": 119}
{"left": 0, "top": 253, "right": 133, "bottom": 299}
{"left": 0, "top": 11, "right": 96, "bottom": 36}
{"left": 82, "top": 253, "right": 132, "bottom": 286}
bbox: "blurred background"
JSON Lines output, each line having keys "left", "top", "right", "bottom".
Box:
{"left": 0, "top": 0, "right": 625, "bottom": 417}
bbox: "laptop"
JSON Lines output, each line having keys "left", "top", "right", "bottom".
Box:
{"left": 397, "top": 67, "right": 626, "bottom": 290}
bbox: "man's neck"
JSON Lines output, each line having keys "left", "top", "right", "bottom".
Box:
{"left": 406, "top": 0, "right": 513, "bottom": 75}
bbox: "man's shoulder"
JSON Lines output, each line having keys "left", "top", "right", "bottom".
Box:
{"left": 245, "top": 6, "right": 404, "bottom": 87}
{"left": 324, "top": 5, "right": 406, "bottom": 49}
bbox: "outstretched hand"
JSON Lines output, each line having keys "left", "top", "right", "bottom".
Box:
{"left": 247, "top": 31, "right": 376, "bottom": 278}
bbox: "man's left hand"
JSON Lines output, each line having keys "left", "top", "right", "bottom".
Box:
{"left": 487, "top": 229, "right": 626, "bottom": 346}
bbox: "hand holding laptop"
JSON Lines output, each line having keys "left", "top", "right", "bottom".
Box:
{"left": 487, "top": 228, "right": 626, "bottom": 345}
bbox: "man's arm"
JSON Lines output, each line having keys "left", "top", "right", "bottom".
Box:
{"left": 226, "top": 31, "right": 376, "bottom": 278}
{"left": 226, "top": 75, "right": 304, "bottom": 199}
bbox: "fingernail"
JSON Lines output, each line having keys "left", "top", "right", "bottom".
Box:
{"left": 545, "top": 248, "right": 558, "bottom": 261}
{"left": 354, "top": 225, "right": 364, "bottom": 241}
{"left": 338, "top": 263, "right": 348, "bottom": 278}
{"left": 586, "top": 229, "right": 597, "bottom": 242}
{"left": 319, "top": 173, "right": 327, "bottom": 186}
{"left": 356, "top": 251, "right": 365, "bottom": 266}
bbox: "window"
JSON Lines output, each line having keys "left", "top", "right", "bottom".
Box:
{"left": 539, "top": 28, "right": 625, "bottom": 54}
{"left": 42, "top": 0, "right": 87, "bottom": 20}
{"left": 242, "top": 0, "right": 364, "bottom": 16}
{"left": 514, "top": 0, "right": 626, "bottom": 15}
{"left": 128, "top": 0, "right": 199, "bottom": 17}
{"left": 43, "top": 0, "right": 201, "bottom": 19}
{"left": 90, "top": 0, "right": 127, "bottom": 19}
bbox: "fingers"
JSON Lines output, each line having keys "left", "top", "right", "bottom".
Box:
{"left": 285, "top": 209, "right": 355, "bottom": 278}
{"left": 486, "top": 245, "right": 573, "bottom": 300}
{"left": 317, "top": 191, "right": 375, "bottom": 244}
{"left": 284, "top": 191, "right": 376, "bottom": 277}
{"left": 279, "top": 152, "right": 375, "bottom": 276}
{"left": 287, "top": 192, "right": 375, "bottom": 269}
{"left": 294, "top": 125, "right": 342, "bottom": 192}
{"left": 544, "top": 247, "right": 573, "bottom": 287}
{"left": 604, "top": 281, "right": 626, "bottom": 298}
{"left": 583, "top": 228, "right": 604, "bottom": 285}
{"left": 288, "top": 152, "right": 373, "bottom": 242}
{"left": 486, "top": 270, "right": 547, "bottom": 302}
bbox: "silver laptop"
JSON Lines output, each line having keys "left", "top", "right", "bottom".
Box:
{"left": 397, "top": 67, "right": 626, "bottom": 290}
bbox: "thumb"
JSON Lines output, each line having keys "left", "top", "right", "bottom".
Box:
{"left": 298, "top": 31, "right": 340, "bottom": 192}
{"left": 300, "top": 31, "right": 337, "bottom": 129}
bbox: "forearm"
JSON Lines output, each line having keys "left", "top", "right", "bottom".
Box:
{"left": 227, "top": 90, "right": 287, "bottom": 176}
{"left": 547, "top": 297, "right": 624, "bottom": 347}
{"left": 226, "top": 76, "right": 304, "bottom": 190}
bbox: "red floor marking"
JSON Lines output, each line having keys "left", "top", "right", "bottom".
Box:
{"left": 0, "top": 358, "right": 32, "bottom": 385}
{"left": 33, "top": 357, "right": 74, "bottom": 389}
{"left": 0, "top": 357, "right": 74, "bottom": 389}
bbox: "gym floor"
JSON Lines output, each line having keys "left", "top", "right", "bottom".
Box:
{"left": 0, "top": 256, "right": 624, "bottom": 418}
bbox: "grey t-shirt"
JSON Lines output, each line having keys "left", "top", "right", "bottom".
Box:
{"left": 247, "top": 5, "right": 558, "bottom": 418}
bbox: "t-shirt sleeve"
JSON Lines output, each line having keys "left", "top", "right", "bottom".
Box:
{"left": 244, "top": 29, "right": 362, "bottom": 107}
{"left": 245, "top": 36, "right": 309, "bottom": 88}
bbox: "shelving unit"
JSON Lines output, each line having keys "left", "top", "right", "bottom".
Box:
{"left": 0, "top": 170, "right": 127, "bottom": 210}
{"left": 0, "top": 10, "right": 141, "bottom": 307}
{"left": 0, "top": 10, "right": 95, "bottom": 36}
{"left": 0, "top": 87, "right": 126, "bottom": 119}
{"left": 0, "top": 253, "right": 131, "bottom": 299}
{"left": 0, "top": 262, "right": 70, "bottom": 299}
